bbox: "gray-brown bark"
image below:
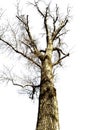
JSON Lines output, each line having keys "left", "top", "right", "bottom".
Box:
{"left": 37, "top": 90, "right": 59, "bottom": 130}
{"left": 36, "top": 62, "right": 60, "bottom": 130}
{"left": 36, "top": 37, "right": 60, "bottom": 130}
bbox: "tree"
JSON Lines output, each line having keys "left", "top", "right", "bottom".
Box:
{"left": 0, "top": 1, "right": 70, "bottom": 130}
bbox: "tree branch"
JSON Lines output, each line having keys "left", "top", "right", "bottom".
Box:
{"left": 53, "top": 47, "right": 69, "bottom": 66}
{"left": 30, "top": 1, "right": 51, "bottom": 44}
{"left": 53, "top": 53, "right": 69, "bottom": 66}
{"left": 49, "top": 4, "right": 59, "bottom": 32}
{"left": 34, "top": 0, "right": 45, "bottom": 17}
{"left": 54, "top": 31, "right": 68, "bottom": 40}
{"left": 0, "top": 67, "right": 40, "bottom": 99}
{"left": 16, "top": 15, "right": 44, "bottom": 60}
{"left": 16, "top": 15, "right": 33, "bottom": 41}
{"left": 44, "top": 6, "right": 50, "bottom": 44}
{"left": 40, "top": 50, "right": 46, "bottom": 53}
{"left": 52, "top": 18, "right": 68, "bottom": 41}
{"left": 11, "top": 78, "right": 40, "bottom": 89}
{"left": 20, "top": 40, "right": 34, "bottom": 53}
{"left": 27, "top": 0, "right": 45, "bottom": 18}
{"left": 0, "top": 38, "right": 41, "bottom": 68}
{"left": 11, "top": 78, "right": 40, "bottom": 99}
{"left": 53, "top": 47, "right": 68, "bottom": 55}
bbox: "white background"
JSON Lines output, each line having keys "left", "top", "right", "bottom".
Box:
{"left": 0, "top": 0, "right": 86, "bottom": 130}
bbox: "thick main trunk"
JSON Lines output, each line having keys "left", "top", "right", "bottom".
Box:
{"left": 36, "top": 56, "right": 60, "bottom": 130}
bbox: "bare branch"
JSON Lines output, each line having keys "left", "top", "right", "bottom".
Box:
{"left": 30, "top": 0, "right": 45, "bottom": 17}
{"left": 20, "top": 40, "right": 34, "bottom": 53}
{"left": 52, "top": 18, "right": 68, "bottom": 41}
{"left": 53, "top": 47, "right": 69, "bottom": 66}
{"left": 0, "top": 68, "right": 40, "bottom": 100}
{"left": 53, "top": 47, "right": 68, "bottom": 55}
{"left": 28, "top": 1, "right": 51, "bottom": 44}
{"left": 40, "top": 50, "right": 46, "bottom": 53}
{"left": 16, "top": 15, "right": 44, "bottom": 60}
{"left": 0, "top": 38, "right": 41, "bottom": 68}
{"left": 44, "top": 6, "right": 50, "bottom": 44}
{"left": 16, "top": 15, "right": 27, "bottom": 25}
{"left": 53, "top": 53, "right": 69, "bottom": 66}
{"left": 49, "top": 4, "right": 59, "bottom": 32}
{"left": 16, "top": 15, "right": 34, "bottom": 42}
{"left": 22, "top": 84, "right": 40, "bottom": 99}
{"left": 8, "top": 23, "right": 18, "bottom": 48}
{"left": 10, "top": 78, "right": 40, "bottom": 89}
{"left": 11, "top": 79, "right": 28, "bottom": 88}
{"left": 11, "top": 79, "right": 40, "bottom": 99}
{"left": 54, "top": 30, "right": 69, "bottom": 40}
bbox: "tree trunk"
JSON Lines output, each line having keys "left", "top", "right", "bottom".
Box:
{"left": 36, "top": 54, "right": 60, "bottom": 130}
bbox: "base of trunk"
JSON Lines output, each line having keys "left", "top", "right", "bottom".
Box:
{"left": 36, "top": 87, "right": 60, "bottom": 130}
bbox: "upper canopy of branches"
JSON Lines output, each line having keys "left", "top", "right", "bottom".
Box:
{"left": 0, "top": 0, "right": 70, "bottom": 99}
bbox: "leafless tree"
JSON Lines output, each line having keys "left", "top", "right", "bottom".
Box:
{"left": 0, "top": 1, "right": 70, "bottom": 130}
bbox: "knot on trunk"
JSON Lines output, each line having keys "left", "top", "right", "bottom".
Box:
{"left": 40, "top": 86, "right": 56, "bottom": 99}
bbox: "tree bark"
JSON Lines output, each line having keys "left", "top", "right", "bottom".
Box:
{"left": 36, "top": 51, "right": 60, "bottom": 130}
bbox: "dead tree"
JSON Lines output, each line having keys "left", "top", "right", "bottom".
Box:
{"left": 0, "top": 1, "right": 70, "bottom": 130}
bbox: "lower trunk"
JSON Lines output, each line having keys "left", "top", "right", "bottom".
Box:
{"left": 36, "top": 85, "right": 60, "bottom": 130}
{"left": 36, "top": 58, "right": 60, "bottom": 130}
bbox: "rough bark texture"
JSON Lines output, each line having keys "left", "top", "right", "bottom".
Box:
{"left": 36, "top": 60, "right": 59, "bottom": 130}
{"left": 36, "top": 39, "right": 60, "bottom": 130}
